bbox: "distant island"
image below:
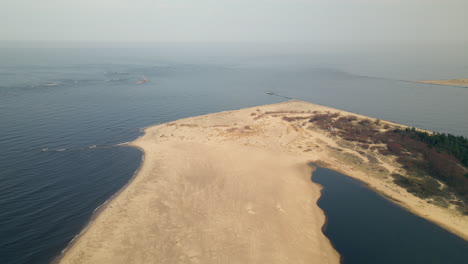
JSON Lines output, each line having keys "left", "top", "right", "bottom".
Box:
{"left": 57, "top": 100, "right": 468, "bottom": 264}
{"left": 417, "top": 79, "right": 468, "bottom": 87}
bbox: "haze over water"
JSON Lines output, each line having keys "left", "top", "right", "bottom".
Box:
{"left": 1, "top": 42, "right": 467, "bottom": 263}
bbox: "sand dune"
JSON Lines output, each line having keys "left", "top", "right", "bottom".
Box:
{"left": 58, "top": 100, "right": 467, "bottom": 264}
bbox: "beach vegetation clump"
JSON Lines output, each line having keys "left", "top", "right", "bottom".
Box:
{"left": 391, "top": 173, "right": 448, "bottom": 199}
{"left": 387, "top": 128, "right": 468, "bottom": 201}
{"left": 378, "top": 130, "right": 467, "bottom": 204}
{"left": 305, "top": 112, "right": 468, "bottom": 207}
{"left": 282, "top": 115, "right": 312, "bottom": 122}
{"left": 428, "top": 197, "right": 450, "bottom": 208}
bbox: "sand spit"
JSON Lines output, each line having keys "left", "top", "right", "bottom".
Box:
{"left": 416, "top": 79, "right": 468, "bottom": 87}
{"left": 58, "top": 100, "right": 467, "bottom": 264}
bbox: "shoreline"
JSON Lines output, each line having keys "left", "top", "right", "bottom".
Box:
{"left": 52, "top": 145, "right": 146, "bottom": 264}
{"left": 53, "top": 100, "right": 468, "bottom": 263}
{"left": 416, "top": 79, "right": 468, "bottom": 87}
{"left": 53, "top": 127, "right": 157, "bottom": 263}
{"left": 313, "top": 162, "right": 468, "bottom": 242}
{"left": 309, "top": 164, "right": 344, "bottom": 264}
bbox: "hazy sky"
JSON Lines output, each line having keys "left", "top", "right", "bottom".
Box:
{"left": 2, "top": 0, "right": 467, "bottom": 45}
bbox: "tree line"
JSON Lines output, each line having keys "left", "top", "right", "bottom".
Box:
{"left": 397, "top": 128, "right": 468, "bottom": 167}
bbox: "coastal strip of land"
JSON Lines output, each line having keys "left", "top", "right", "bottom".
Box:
{"left": 416, "top": 79, "right": 468, "bottom": 87}
{"left": 58, "top": 100, "right": 468, "bottom": 264}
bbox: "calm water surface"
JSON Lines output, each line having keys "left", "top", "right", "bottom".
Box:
{"left": 0, "top": 43, "right": 467, "bottom": 263}
{"left": 311, "top": 165, "right": 468, "bottom": 264}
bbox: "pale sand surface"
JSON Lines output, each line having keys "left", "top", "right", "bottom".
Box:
{"left": 417, "top": 79, "right": 468, "bottom": 86}
{"left": 58, "top": 100, "right": 467, "bottom": 264}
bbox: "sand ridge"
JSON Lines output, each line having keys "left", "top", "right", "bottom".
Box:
{"left": 58, "top": 100, "right": 468, "bottom": 264}
{"left": 416, "top": 79, "right": 468, "bottom": 87}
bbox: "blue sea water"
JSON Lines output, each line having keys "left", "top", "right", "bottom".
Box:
{"left": 0, "top": 42, "right": 467, "bottom": 263}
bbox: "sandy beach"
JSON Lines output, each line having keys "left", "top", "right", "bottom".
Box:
{"left": 58, "top": 100, "right": 468, "bottom": 264}
{"left": 417, "top": 79, "right": 468, "bottom": 86}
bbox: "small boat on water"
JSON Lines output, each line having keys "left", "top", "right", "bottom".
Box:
{"left": 266, "top": 91, "right": 274, "bottom": 95}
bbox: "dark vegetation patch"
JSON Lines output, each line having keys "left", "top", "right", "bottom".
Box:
{"left": 404, "top": 129, "right": 468, "bottom": 167}
{"left": 391, "top": 173, "right": 448, "bottom": 199}
{"left": 300, "top": 111, "right": 468, "bottom": 207}
{"left": 449, "top": 201, "right": 468, "bottom": 215}
{"left": 459, "top": 206, "right": 468, "bottom": 215}
{"left": 428, "top": 197, "right": 450, "bottom": 208}
{"left": 357, "top": 150, "right": 366, "bottom": 155}
{"left": 282, "top": 115, "right": 312, "bottom": 122}
{"left": 366, "top": 154, "right": 379, "bottom": 164}
{"left": 337, "top": 140, "right": 355, "bottom": 149}
{"left": 359, "top": 143, "right": 370, "bottom": 149}
{"left": 333, "top": 151, "right": 364, "bottom": 164}
{"left": 253, "top": 114, "right": 265, "bottom": 120}
{"left": 388, "top": 128, "right": 468, "bottom": 203}
{"left": 366, "top": 164, "right": 389, "bottom": 177}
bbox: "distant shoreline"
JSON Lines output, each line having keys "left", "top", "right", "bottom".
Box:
{"left": 57, "top": 100, "right": 468, "bottom": 264}
{"left": 416, "top": 79, "right": 468, "bottom": 87}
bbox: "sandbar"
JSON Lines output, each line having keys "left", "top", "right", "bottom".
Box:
{"left": 58, "top": 100, "right": 467, "bottom": 264}
{"left": 416, "top": 79, "right": 468, "bottom": 86}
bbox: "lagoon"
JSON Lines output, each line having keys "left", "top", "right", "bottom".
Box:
{"left": 312, "top": 165, "right": 468, "bottom": 264}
